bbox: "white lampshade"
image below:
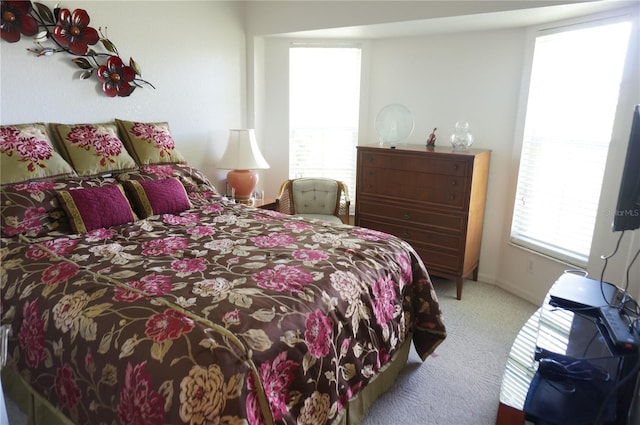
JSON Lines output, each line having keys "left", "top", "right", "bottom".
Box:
{"left": 218, "top": 129, "right": 270, "bottom": 170}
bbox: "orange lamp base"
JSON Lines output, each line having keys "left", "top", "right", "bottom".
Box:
{"left": 226, "top": 169, "right": 258, "bottom": 200}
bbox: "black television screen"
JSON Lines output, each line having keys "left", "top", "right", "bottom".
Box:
{"left": 613, "top": 104, "right": 640, "bottom": 232}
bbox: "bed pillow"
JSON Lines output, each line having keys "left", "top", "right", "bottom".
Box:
{"left": 117, "top": 164, "right": 218, "bottom": 194}
{"left": 115, "top": 119, "right": 186, "bottom": 165}
{"left": 49, "top": 122, "right": 137, "bottom": 176}
{"left": 124, "top": 177, "right": 191, "bottom": 218}
{"left": 0, "top": 123, "right": 76, "bottom": 185}
{"left": 57, "top": 184, "right": 137, "bottom": 233}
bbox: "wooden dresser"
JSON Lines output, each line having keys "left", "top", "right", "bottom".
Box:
{"left": 355, "top": 145, "right": 491, "bottom": 299}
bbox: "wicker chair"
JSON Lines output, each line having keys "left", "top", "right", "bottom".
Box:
{"left": 275, "top": 178, "right": 350, "bottom": 224}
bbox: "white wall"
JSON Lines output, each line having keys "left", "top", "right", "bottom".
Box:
{"left": 259, "top": 27, "right": 527, "bottom": 289}
{"left": 251, "top": 4, "right": 640, "bottom": 304}
{"left": 498, "top": 8, "right": 640, "bottom": 303}
{"left": 0, "top": 1, "right": 246, "bottom": 191}
{"left": 366, "top": 29, "right": 526, "bottom": 294}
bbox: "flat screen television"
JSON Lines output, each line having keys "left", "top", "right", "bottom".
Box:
{"left": 613, "top": 104, "right": 640, "bottom": 232}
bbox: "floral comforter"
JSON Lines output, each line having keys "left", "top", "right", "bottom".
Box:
{"left": 0, "top": 165, "right": 446, "bottom": 425}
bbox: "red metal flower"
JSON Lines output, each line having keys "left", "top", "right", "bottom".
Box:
{"left": 52, "top": 8, "right": 99, "bottom": 55}
{"left": 0, "top": 0, "right": 38, "bottom": 43}
{"left": 97, "top": 56, "right": 136, "bottom": 97}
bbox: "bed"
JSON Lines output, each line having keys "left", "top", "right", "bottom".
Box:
{"left": 0, "top": 121, "right": 446, "bottom": 425}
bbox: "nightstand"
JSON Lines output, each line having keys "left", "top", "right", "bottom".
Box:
{"left": 252, "top": 198, "right": 277, "bottom": 210}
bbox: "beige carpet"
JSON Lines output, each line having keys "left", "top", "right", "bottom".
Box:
{"left": 4, "top": 279, "right": 536, "bottom": 425}
{"left": 363, "top": 278, "right": 537, "bottom": 425}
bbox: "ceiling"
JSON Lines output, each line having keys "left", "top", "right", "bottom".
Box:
{"left": 276, "top": 1, "right": 638, "bottom": 39}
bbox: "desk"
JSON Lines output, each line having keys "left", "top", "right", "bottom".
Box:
{"left": 496, "top": 274, "right": 640, "bottom": 425}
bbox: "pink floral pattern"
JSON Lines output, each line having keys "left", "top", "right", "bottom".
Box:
{"left": 13, "top": 180, "right": 56, "bottom": 193}
{"left": 26, "top": 238, "right": 78, "bottom": 260}
{"left": 66, "top": 125, "right": 125, "bottom": 166}
{"left": 114, "top": 274, "right": 172, "bottom": 302}
{"left": 141, "top": 236, "right": 189, "bottom": 256}
{"left": 131, "top": 122, "right": 176, "bottom": 158}
{"left": 0, "top": 167, "right": 446, "bottom": 425}
{"left": 42, "top": 261, "right": 79, "bottom": 286}
{"left": 305, "top": 310, "right": 333, "bottom": 358}
{"left": 293, "top": 248, "right": 329, "bottom": 263}
{"left": 145, "top": 309, "right": 195, "bottom": 343}
{"left": 253, "top": 264, "right": 314, "bottom": 293}
{"left": 118, "top": 361, "right": 165, "bottom": 425}
{"left": 0, "top": 125, "right": 53, "bottom": 171}
{"left": 18, "top": 300, "right": 46, "bottom": 368}
{"left": 55, "top": 363, "right": 81, "bottom": 410}
{"left": 372, "top": 275, "right": 397, "bottom": 326}
{"left": 248, "top": 351, "right": 299, "bottom": 422}
{"left": 171, "top": 258, "right": 207, "bottom": 276}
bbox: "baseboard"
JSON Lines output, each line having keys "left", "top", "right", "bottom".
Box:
{"left": 477, "top": 271, "right": 542, "bottom": 305}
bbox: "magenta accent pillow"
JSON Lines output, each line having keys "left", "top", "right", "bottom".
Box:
{"left": 57, "top": 184, "right": 137, "bottom": 233}
{"left": 124, "top": 177, "right": 191, "bottom": 218}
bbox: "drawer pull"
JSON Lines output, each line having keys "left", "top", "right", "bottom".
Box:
{"left": 367, "top": 184, "right": 373, "bottom": 190}
{"left": 450, "top": 194, "right": 456, "bottom": 200}
{"left": 452, "top": 164, "right": 459, "bottom": 170}
{"left": 402, "top": 212, "right": 411, "bottom": 220}
{"left": 402, "top": 231, "right": 410, "bottom": 238}
{"left": 451, "top": 180, "right": 457, "bottom": 186}
{"left": 368, "top": 170, "right": 374, "bottom": 176}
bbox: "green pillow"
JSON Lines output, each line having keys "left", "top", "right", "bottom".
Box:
{"left": 0, "top": 123, "right": 76, "bottom": 185}
{"left": 115, "top": 119, "right": 186, "bottom": 165}
{"left": 50, "top": 122, "right": 137, "bottom": 176}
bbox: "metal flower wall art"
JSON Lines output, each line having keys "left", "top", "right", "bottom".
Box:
{"left": 0, "top": 1, "right": 154, "bottom": 97}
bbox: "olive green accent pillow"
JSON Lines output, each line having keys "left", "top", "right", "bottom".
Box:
{"left": 49, "top": 122, "right": 137, "bottom": 176}
{"left": 115, "top": 119, "right": 186, "bottom": 165}
{"left": 0, "top": 123, "right": 76, "bottom": 185}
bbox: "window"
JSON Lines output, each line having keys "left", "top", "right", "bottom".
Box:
{"left": 289, "top": 45, "right": 362, "bottom": 209}
{"left": 510, "top": 17, "right": 631, "bottom": 267}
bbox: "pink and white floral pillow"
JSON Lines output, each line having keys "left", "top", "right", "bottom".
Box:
{"left": 50, "top": 122, "right": 137, "bottom": 176}
{"left": 115, "top": 119, "right": 186, "bottom": 165}
{"left": 0, "top": 123, "right": 76, "bottom": 185}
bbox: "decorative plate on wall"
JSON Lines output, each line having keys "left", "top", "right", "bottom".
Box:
{"left": 375, "top": 104, "right": 414, "bottom": 144}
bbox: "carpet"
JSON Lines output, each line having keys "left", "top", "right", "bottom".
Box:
{"left": 363, "top": 278, "right": 537, "bottom": 425}
{"left": 3, "top": 279, "right": 536, "bottom": 425}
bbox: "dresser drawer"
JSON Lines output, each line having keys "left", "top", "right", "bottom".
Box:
{"left": 357, "top": 200, "right": 465, "bottom": 232}
{"left": 357, "top": 218, "right": 463, "bottom": 252}
{"left": 412, "top": 245, "right": 462, "bottom": 274}
{"left": 413, "top": 245, "right": 464, "bottom": 277}
{"left": 360, "top": 151, "right": 469, "bottom": 176}
{"left": 359, "top": 167, "right": 469, "bottom": 208}
{"left": 355, "top": 145, "right": 490, "bottom": 298}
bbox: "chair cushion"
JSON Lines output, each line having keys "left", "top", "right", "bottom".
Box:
{"left": 298, "top": 213, "right": 343, "bottom": 224}
{"left": 291, "top": 178, "right": 338, "bottom": 215}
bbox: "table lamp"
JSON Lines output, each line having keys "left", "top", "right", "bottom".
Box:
{"left": 217, "top": 129, "right": 270, "bottom": 203}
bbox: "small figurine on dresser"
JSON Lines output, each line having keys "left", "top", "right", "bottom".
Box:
{"left": 426, "top": 128, "right": 437, "bottom": 147}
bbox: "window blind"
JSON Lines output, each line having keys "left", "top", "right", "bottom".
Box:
{"left": 289, "top": 46, "right": 362, "bottom": 210}
{"left": 510, "top": 18, "right": 631, "bottom": 266}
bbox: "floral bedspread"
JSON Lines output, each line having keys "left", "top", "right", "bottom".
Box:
{"left": 0, "top": 165, "right": 446, "bottom": 425}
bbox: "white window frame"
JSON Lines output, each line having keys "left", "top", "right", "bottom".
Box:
{"left": 288, "top": 43, "right": 362, "bottom": 210}
{"left": 510, "top": 14, "right": 633, "bottom": 267}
